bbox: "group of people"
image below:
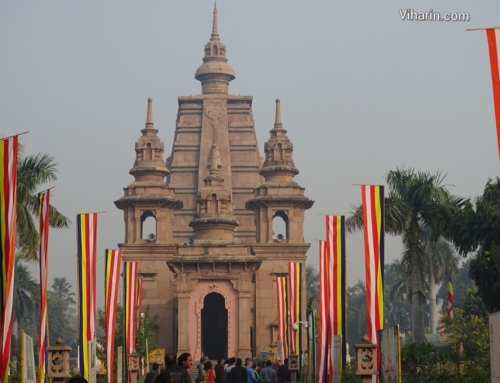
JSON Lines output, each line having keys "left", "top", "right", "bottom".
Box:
{"left": 145, "top": 353, "right": 296, "bottom": 383}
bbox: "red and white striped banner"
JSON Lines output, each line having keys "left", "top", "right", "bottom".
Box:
{"left": 38, "top": 190, "right": 51, "bottom": 383}
{"left": 124, "top": 262, "right": 139, "bottom": 357}
{"left": 485, "top": 29, "right": 500, "bottom": 162}
{"left": 317, "top": 240, "right": 329, "bottom": 383}
{"left": 0, "top": 136, "right": 19, "bottom": 383}
{"left": 137, "top": 278, "right": 143, "bottom": 329}
{"left": 275, "top": 276, "right": 289, "bottom": 359}
{"left": 105, "top": 250, "right": 122, "bottom": 383}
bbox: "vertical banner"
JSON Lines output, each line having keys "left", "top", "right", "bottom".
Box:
{"left": 484, "top": 29, "right": 500, "bottom": 162}
{"left": 326, "top": 215, "right": 347, "bottom": 369}
{"left": 287, "top": 262, "right": 302, "bottom": 355}
{"left": 124, "top": 262, "right": 139, "bottom": 358}
{"left": 276, "top": 276, "right": 289, "bottom": 358}
{"left": 137, "top": 278, "right": 143, "bottom": 329}
{"left": 378, "top": 325, "right": 401, "bottom": 383}
{"left": 0, "top": 135, "right": 19, "bottom": 383}
{"left": 317, "top": 240, "right": 328, "bottom": 383}
{"left": 361, "top": 185, "right": 385, "bottom": 343}
{"left": 77, "top": 213, "right": 98, "bottom": 382}
{"left": 447, "top": 271, "right": 454, "bottom": 319}
{"left": 21, "top": 332, "right": 36, "bottom": 383}
{"left": 105, "top": 249, "right": 122, "bottom": 383}
{"left": 38, "top": 190, "right": 51, "bottom": 383}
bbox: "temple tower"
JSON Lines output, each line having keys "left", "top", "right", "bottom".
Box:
{"left": 166, "top": 3, "right": 262, "bottom": 244}
{"left": 115, "top": 5, "right": 314, "bottom": 358}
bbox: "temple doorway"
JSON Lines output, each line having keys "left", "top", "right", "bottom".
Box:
{"left": 201, "top": 292, "right": 228, "bottom": 359}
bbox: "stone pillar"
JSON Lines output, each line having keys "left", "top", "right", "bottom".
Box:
{"left": 238, "top": 289, "right": 252, "bottom": 358}
{"left": 177, "top": 291, "right": 191, "bottom": 354}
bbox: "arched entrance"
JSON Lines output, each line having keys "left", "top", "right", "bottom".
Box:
{"left": 201, "top": 293, "right": 228, "bottom": 359}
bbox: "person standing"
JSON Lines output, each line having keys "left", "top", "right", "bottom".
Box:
{"left": 202, "top": 361, "right": 216, "bottom": 383}
{"left": 214, "top": 359, "right": 228, "bottom": 383}
{"left": 225, "top": 358, "right": 236, "bottom": 383}
{"left": 259, "top": 361, "right": 278, "bottom": 383}
{"left": 178, "top": 353, "right": 194, "bottom": 383}
{"left": 144, "top": 363, "right": 160, "bottom": 383}
{"left": 277, "top": 359, "right": 291, "bottom": 383}
{"left": 245, "top": 359, "right": 257, "bottom": 383}
{"left": 158, "top": 353, "right": 190, "bottom": 383}
{"left": 230, "top": 359, "right": 247, "bottom": 383}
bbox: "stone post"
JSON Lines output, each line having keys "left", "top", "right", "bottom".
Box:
{"left": 128, "top": 350, "right": 140, "bottom": 383}
{"left": 355, "top": 335, "right": 378, "bottom": 383}
{"left": 47, "top": 337, "right": 72, "bottom": 383}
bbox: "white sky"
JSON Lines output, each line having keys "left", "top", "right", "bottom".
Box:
{"left": 1, "top": 0, "right": 499, "bottom": 308}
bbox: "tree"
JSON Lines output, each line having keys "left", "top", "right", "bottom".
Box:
{"left": 16, "top": 147, "right": 70, "bottom": 260}
{"left": 347, "top": 168, "right": 466, "bottom": 342}
{"left": 12, "top": 256, "right": 39, "bottom": 338}
{"left": 305, "top": 264, "right": 318, "bottom": 309}
{"left": 52, "top": 277, "right": 76, "bottom": 305}
{"left": 423, "top": 233, "right": 458, "bottom": 334}
{"left": 96, "top": 305, "right": 158, "bottom": 374}
{"left": 346, "top": 281, "right": 367, "bottom": 341}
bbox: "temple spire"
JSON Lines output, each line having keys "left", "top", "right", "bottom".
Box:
{"left": 274, "top": 99, "right": 283, "bottom": 128}
{"left": 211, "top": 3, "right": 220, "bottom": 41}
{"left": 145, "top": 98, "right": 154, "bottom": 128}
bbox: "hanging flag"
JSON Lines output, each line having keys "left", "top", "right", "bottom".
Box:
{"left": 447, "top": 271, "right": 454, "bottom": 319}
{"left": 0, "top": 135, "right": 19, "bottom": 383}
{"left": 317, "top": 240, "right": 329, "bottom": 383}
{"left": 137, "top": 278, "right": 143, "bottom": 329}
{"left": 361, "top": 185, "right": 385, "bottom": 343}
{"left": 77, "top": 213, "right": 98, "bottom": 382}
{"left": 275, "top": 276, "right": 289, "bottom": 359}
{"left": 38, "top": 190, "right": 51, "bottom": 383}
{"left": 484, "top": 28, "right": 500, "bottom": 161}
{"left": 287, "top": 262, "right": 302, "bottom": 355}
{"left": 105, "top": 249, "right": 122, "bottom": 383}
{"left": 124, "top": 262, "right": 139, "bottom": 359}
{"left": 326, "top": 215, "right": 347, "bottom": 370}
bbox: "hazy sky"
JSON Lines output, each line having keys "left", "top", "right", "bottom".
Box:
{"left": 1, "top": 0, "right": 500, "bottom": 308}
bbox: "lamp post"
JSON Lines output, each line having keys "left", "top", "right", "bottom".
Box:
{"left": 291, "top": 320, "right": 309, "bottom": 382}
{"left": 47, "top": 337, "right": 72, "bottom": 383}
{"left": 354, "top": 335, "right": 378, "bottom": 383}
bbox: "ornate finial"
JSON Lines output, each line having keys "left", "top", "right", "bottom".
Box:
{"left": 208, "top": 144, "right": 222, "bottom": 176}
{"left": 146, "top": 98, "right": 154, "bottom": 127}
{"left": 211, "top": 2, "right": 220, "bottom": 41}
{"left": 55, "top": 337, "right": 64, "bottom": 345}
{"left": 275, "top": 99, "right": 282, "bottom": 127}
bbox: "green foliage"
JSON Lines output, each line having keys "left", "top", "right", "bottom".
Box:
{"left": 96, "top": 305, "right": 159, "bottom": 376}
{"left": 400, "top": 340, "right": 490, "bottom": 383}
{"left": 340, "top": 365, "right": 359, "bottom": 383}
{"left": 305, "top": 264, "right": 318, "bottom": 310}
{"left": 16, "top": 145, "right": 70, "bottom": 260}
{"left": 437, "top": 261, "right": 474, "bottom": 311}
{"left": 347, "top": 168, "right": 467, "bottom": 343}
{"left": 469, "top": 245, "right": 500, "bottom": 312}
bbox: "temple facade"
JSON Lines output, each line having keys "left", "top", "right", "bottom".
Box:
{"left": 115, "top": 5, "right": 314, "bottom": 360}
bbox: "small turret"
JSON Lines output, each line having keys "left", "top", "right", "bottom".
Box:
{"left": 129, "top": 98, "right": 170, "bottom": 182}
{"left": 259, "top": 99, "right": 299, "bottom": 183}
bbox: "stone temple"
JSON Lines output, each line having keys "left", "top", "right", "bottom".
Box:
{"left": 115, "top": 5, "right": 314, "bottom": 361}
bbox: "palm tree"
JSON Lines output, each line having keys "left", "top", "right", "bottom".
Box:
{"left": 51, "top": 277, "right": 76, "bottom": 305}
{"left": 423, "top": 232, "right": 458, "bottom": 334}
{"left": 12, "top": 256, "right": 39, "bottom": 338}
{"left": 16, "top": 147, "right": 70, "bottom": 260}
{"left": 347, "top": 168, "right": 466, "bottom": 342}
